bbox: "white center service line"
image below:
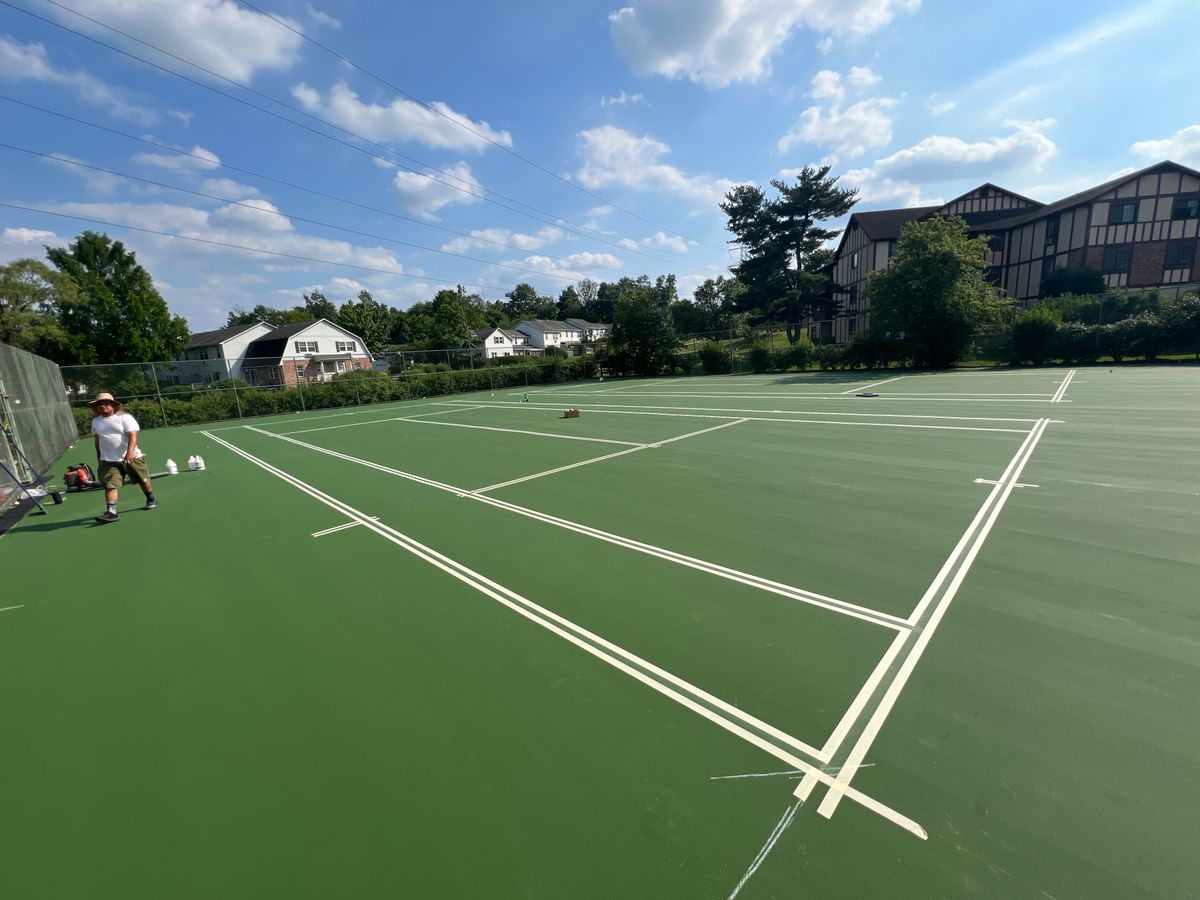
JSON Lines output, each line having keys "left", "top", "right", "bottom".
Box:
{"left": 840, "top": 375, "right": 905, "bottom": 394}
{"left": 1051, "top": 369, "right": 1077, "bottom": 403}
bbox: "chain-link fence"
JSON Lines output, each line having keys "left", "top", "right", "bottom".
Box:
{"left": 1, "top": 343, "right": 77, "bottom": 513}
{"left": 60, "top": 352, "right": 599, "bottom": 435}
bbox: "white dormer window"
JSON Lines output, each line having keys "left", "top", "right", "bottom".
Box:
{"left": 335, "top": 340, "right": 357, "bottom": 352}
{"left": 493, "top": 336, "right": 504, "bottom": 344}
{"left": 295, "top": 340, "right": 318, "bottom": 353}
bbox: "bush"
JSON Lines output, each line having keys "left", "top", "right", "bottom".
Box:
{"left": 785, "top": 335, "right": 815, "bottom": 371}
{"left": 748, "top": 343, "right": 772, "bottom": 373}
{"left": 1052, "top": 324, "right": 1099, "bottom": 364}
{"left": 1011, "top": 307, "right": 1062, "bottom": 365}
{"left": 813, "top": 344, "right": 845, "bottom": 370}
{"left": 698, "top": 342, "right": 730, "bottom": 375}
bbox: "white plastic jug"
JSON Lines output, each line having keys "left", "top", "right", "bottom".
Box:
{"left": 166, "top": 458, "right": 179, "bottom": 475}
{"left": 187, "top": 455, "right": 198, "bottom": 470}
{"left": 195, "top": 455, "right": 206, "bottom": 471}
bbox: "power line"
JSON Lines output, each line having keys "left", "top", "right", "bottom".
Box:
{"left": 0, "top": 95, "right": 629, "bottom": 270}
{"left": 236, "top": 0, "right": 726, "bottom": 251}
{"left": 15, "top": 0, "right": 727, "bottom": 268}
{"left": 0, "top": 142, "right": 636, "bottom": 284}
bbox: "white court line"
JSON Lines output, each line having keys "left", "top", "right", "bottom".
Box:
{"left": 443, "top": 399, "right": 1038, "bottom": 424}
{"left": 242, "top": 426, "right": 908, "bottom": 631}
{"left": 312, "top": 516, "right": 379, "bottom": 537}
{"left": 473, "top": 418, "right": 748, "bottom": 492}
{"left": 1051, "top": 369, "right": 1077, "bottom": 403}
{"left": 711, "top": 763, "right": 874, "bottom": 780}
{"left": 0, "top": 605, "right": 24, "bottom": 613}
{"left": 804, "top": 419, "right": 1051, "bottom": 819}
{"left": 727, "top": 801, "right": 802, "bottom": 899}
{"left": 396, "top": 417, "right": 644, "bottom": 447}
{"left": 524, "top": 389, "right": 1064, "bottom": 403}
{"left": 818, "top": 629, "right": 909, "bottom": 759}
{"left": 443, "top": 402, "right": 1028, "bottom": 434}
{"left": 198, "top": 430, "right": 901, "bottom": 776}
{"left": 202, "top": 400, "right": 449, "bottom": 433}
{"left": 840, "top": 375, "right": 905, "bottom": 394}
{"left": 396, "top": 405, "right": 487, "bottom": 420}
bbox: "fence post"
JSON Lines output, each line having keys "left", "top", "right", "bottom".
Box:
{"left": 348, "top": 355, "right": 361, "bottom": 405}
{"left": 150, "top": 362, "right": 168, "bottom": 427}
{"left": 227, "top": 359, "right": 243, "bottom": 419}
{"left": 295, "top": 358, "right": 307, "bottom": 411}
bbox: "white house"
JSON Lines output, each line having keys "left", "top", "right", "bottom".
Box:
{"left": 563, "top": 318, "right": 610, "bottom": 342}
{"left": 475, "top": 327, "right": 532, "bottom": 359}
{"left": 514, "top": 319, "right": 584, "bottom": 352}
{"left": 171, "top": 321, "right": 274, "bottom": 385}
{"left": 240, "top": 319, "right": 374, "bottom": 387}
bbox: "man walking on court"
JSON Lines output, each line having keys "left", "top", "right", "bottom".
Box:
{"left": 90, "top": 392, "right": 156, "bottom": 524}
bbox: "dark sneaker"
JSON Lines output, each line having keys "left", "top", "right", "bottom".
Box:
{"left": 94, "top": 510, "right": 119, "bottom": 524}
{"left": 145, "top": 498, "right": 158, "bottom": 510}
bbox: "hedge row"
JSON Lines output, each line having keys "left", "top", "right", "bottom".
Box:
{"left": 72, "top": 357, "right": 595, "bottom": 434}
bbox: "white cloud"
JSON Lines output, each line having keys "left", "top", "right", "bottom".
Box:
{"left": 926, "top": 94, "right": 955, "bottom": 116}
{"left": 41, "top": 0, "right": 305, "bottom": 84}
{"left": 609, "top": 0, "right": 920, "bottom": 87}
{"left": 291, "top": 82, "right": 512, "bottom": 151}
{"left": 575, "top": 125, "right": 741, "bottom": 205}
{"left": 440, "top": 226, "right": 565, "bottom": 254}
{"left": 131, "top": 145, "right": 221, "bottom": 173}
{"left": 620, "top": 231, "right": 691, "bottom": 252}
{"left": 864, "top": 119, "right": 1057, "bottom": 183}
{"left": 391, "top": 162, "right": 484, "bottom": 219}
{"left": 199, "top": 178, "right": 262, "bottom": 200}
{"left": 305, "top": 3, "right": 342, "bottom": 29}
{"left": 778, "top": 97, "right": 897, "bottom": 160}
{"left": 167, "top": 110, "right": 194, "bottom": 126}
{"left": 816, "top": 36, "right": 834, "bottom": 55}
{"left": 0, "top": 227, "right": 68, "bottom": 265}
{"left": 847, "top": 66, "right": 881, "bottom": 90}
{"left": 1130, "top": 124, "right": 1200, "bottom": 167}
{"left": 779, "top": 68, "right": 896, "bottom": 162}
{"left": 0, "top": 36, "right": 155, "bottom": 124}
{"left": 601, "top": 89, "right": 647, "bottom": 107}
{"left": 834, "top": 168, "right": 942, "bottom": 207}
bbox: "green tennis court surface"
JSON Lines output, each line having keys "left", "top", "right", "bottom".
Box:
{"left": 2, "top": 367, "right": 1197, "bottom": 898}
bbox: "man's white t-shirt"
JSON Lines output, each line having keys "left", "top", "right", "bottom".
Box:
{"left": 92, "top": 412, "right": 144, "bottom": 462}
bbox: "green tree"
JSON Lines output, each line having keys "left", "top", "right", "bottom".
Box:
{"left": 336, "top": 289, "right": 392, "bottom": 354}
{"left": 721, "top": 166, "right": 857, "bottom": 342}
{"left": 0, "top": 258, "right": 78, "bottom": 354}
{"left": 1161, "top": 291, "right": 1200, "bottom": 357}
{"left": 556, "top": 285, "right": 583, "bottom": 319}
{"left": 505, "top": 283, "right": 556, "bottom": 321}
{"left": 608, "top": 275, "right": 679, "bottom": 375}
{"left": 430, "top": 288, "right": 476, "bottom": 348}
{"left": 225, "top": 303, "right": 307, "bottom": 328}
{"left": 867, "top": 216, "right": 1012, "bottom": 368}
{"left": 1011, "top": 306, "right": 1062, "bottom": 365}
{"left": 1040, "top": 265, "right": 1105, "bottom": 298}
{"left": 46, "top": 231, "right": 189, "bottom": 363}
{"left": 575, "top": 279, "right": 600, "bottom": 319}
{"left": 589, "top": 281, "right": 620, "bottom": 323}
{"left": 691, "top": 275, "right": 746, "bottom": 334}
{"left": 303, "top": 289, "right": 338, "bottom": 320}
{"left": 387, "top": 306, "right": 411, "bottom": 345}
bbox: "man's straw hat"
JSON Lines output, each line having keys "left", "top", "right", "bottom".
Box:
{"left": 89, "top": 392, "right": 118, "bottom": 411}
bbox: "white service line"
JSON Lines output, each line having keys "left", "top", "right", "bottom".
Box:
{"left": 202, "top": 400, "right": 450, "bottom": 433}
{"left": 1051, "top": 369, "right": 1077, "bottom": 403}
{"left": 396, "top": 417, "right": 644, "bottom": 447}
{"left": 312, "top": 517, "right": 379, "bottom": 537}
{"left": 444, "top": 399, "right": 1039, "bottom": 424}
{"left": 242, "top": 426, "right": 908, "bottom": 631}
{"left": 396, "top": 405, "right": 487, "bottom": 420}
{"left": 474, "top": 418, "right": 749, "bottom": 492}
{"left": 819, "top": 629, "right": 909, "bottom": 759}
{"left": 0, "top": 605, "right": 24, "bottom": 613}
{"left": 804, "top": 418, "right": 1052, "bottom": 819}
{"left": 200, "top": 430, "right": 928, "bottom": 817}
{"left": 498, "top": 391, "right": 1066, "bottom": 403}
{"left": 840, "top": 375, "right": 905, "bottom": 394}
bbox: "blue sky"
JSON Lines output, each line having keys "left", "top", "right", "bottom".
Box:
{"left": 1, "top": 0, "right": 1198, "bottom": 330}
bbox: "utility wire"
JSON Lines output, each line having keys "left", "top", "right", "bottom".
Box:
{"left": 0, "top": 95, "right": 724, "bottom": 276}
{"left": 0, "top": 142, "right": 635, "bottom": 283}
{"left": 236, "top": 0, "right": 726, "bottom": 251}
{"left": 0, "top": 200, "right": 515, "bottom": 293}
{"left": 19, "top": 0, "right": 727, "bottom": 267}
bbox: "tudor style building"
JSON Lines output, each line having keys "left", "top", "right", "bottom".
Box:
{"left": 825, "top": 160, "right": 1200, "bottom": 343}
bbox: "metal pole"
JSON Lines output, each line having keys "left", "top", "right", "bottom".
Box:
{"left": 295, "top": 357, "right": 307, "bottom": 411}
{"left": 348, "top": 354, "right": 361, "bottom": 405}
{"left": 150, "top": 362, "right": 168, "bottom": 427}
{"left": 228, "top": 359, "right": 243, "bottom": 419}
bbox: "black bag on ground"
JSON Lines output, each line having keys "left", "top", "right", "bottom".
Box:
{"left": 64, "top": 463, "right": 96, "bottom": 491}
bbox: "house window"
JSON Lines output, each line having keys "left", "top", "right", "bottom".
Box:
{"left": 1102, "top": 245, "right": 1132, "bottom": 273}
{"left": 1165, "top": 241, "right": 1196, "bottom": 269}
{"left": 1042, "top": 256, "right": 1056, "bottom": 279}
{"left": 1172, "top": 197, "right": 1199, "bottom": 220}
{"left": 988, "top": 234, "right": 1005, "bottom": 253}
{"left": 848, "top": 285, "right": 859, "bottom": 309}
{"left": 335, "top": 340, "right": 357, "bottom": 352}
{"left": 851, "top": 251, "right": 859, "bottom": 269}
{"left": 295, "top": 340, "right": 318, "bottom": 353}
{"left": 1044, "top": 217, "right": 1059, "bottom": 246}
{"left": 1107, "top": 201, "right": 1136, "bottom": 225}
{"left": 493, "top": 336, "right": 504, "bottom": 344}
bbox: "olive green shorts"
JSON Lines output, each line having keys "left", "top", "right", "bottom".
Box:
{"left": 98, "top": 458, "right": 151, "bottom": 490}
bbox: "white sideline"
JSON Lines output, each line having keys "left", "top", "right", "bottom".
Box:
{"left": 799, "top": 418, "right": 1052, "bottom": 819}
{"left": 473, "top": 419, "right": 748, "bottom": 493}
{"left": 0, "top": 605, "right": 24, "bottom": 613}
{"left": 840, "top": 375, "right": 905, "bottom": 394}
{"left": 1051, "top": 369, "right": 1077, "bottom": 403}
{"left": 201, "top": 431, "right": 932, "bottom": 833}
{"left": 528, "top": 390, "right": 1063, "bottom": 403}
{"left": 201, "top": 400, "right": 450, "bottom": 433}
{"left": 312, "top": 516, "right": 379, "bottom": 537}
{"left": 242, "top": 426, "right": 908, "bottom": 631}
